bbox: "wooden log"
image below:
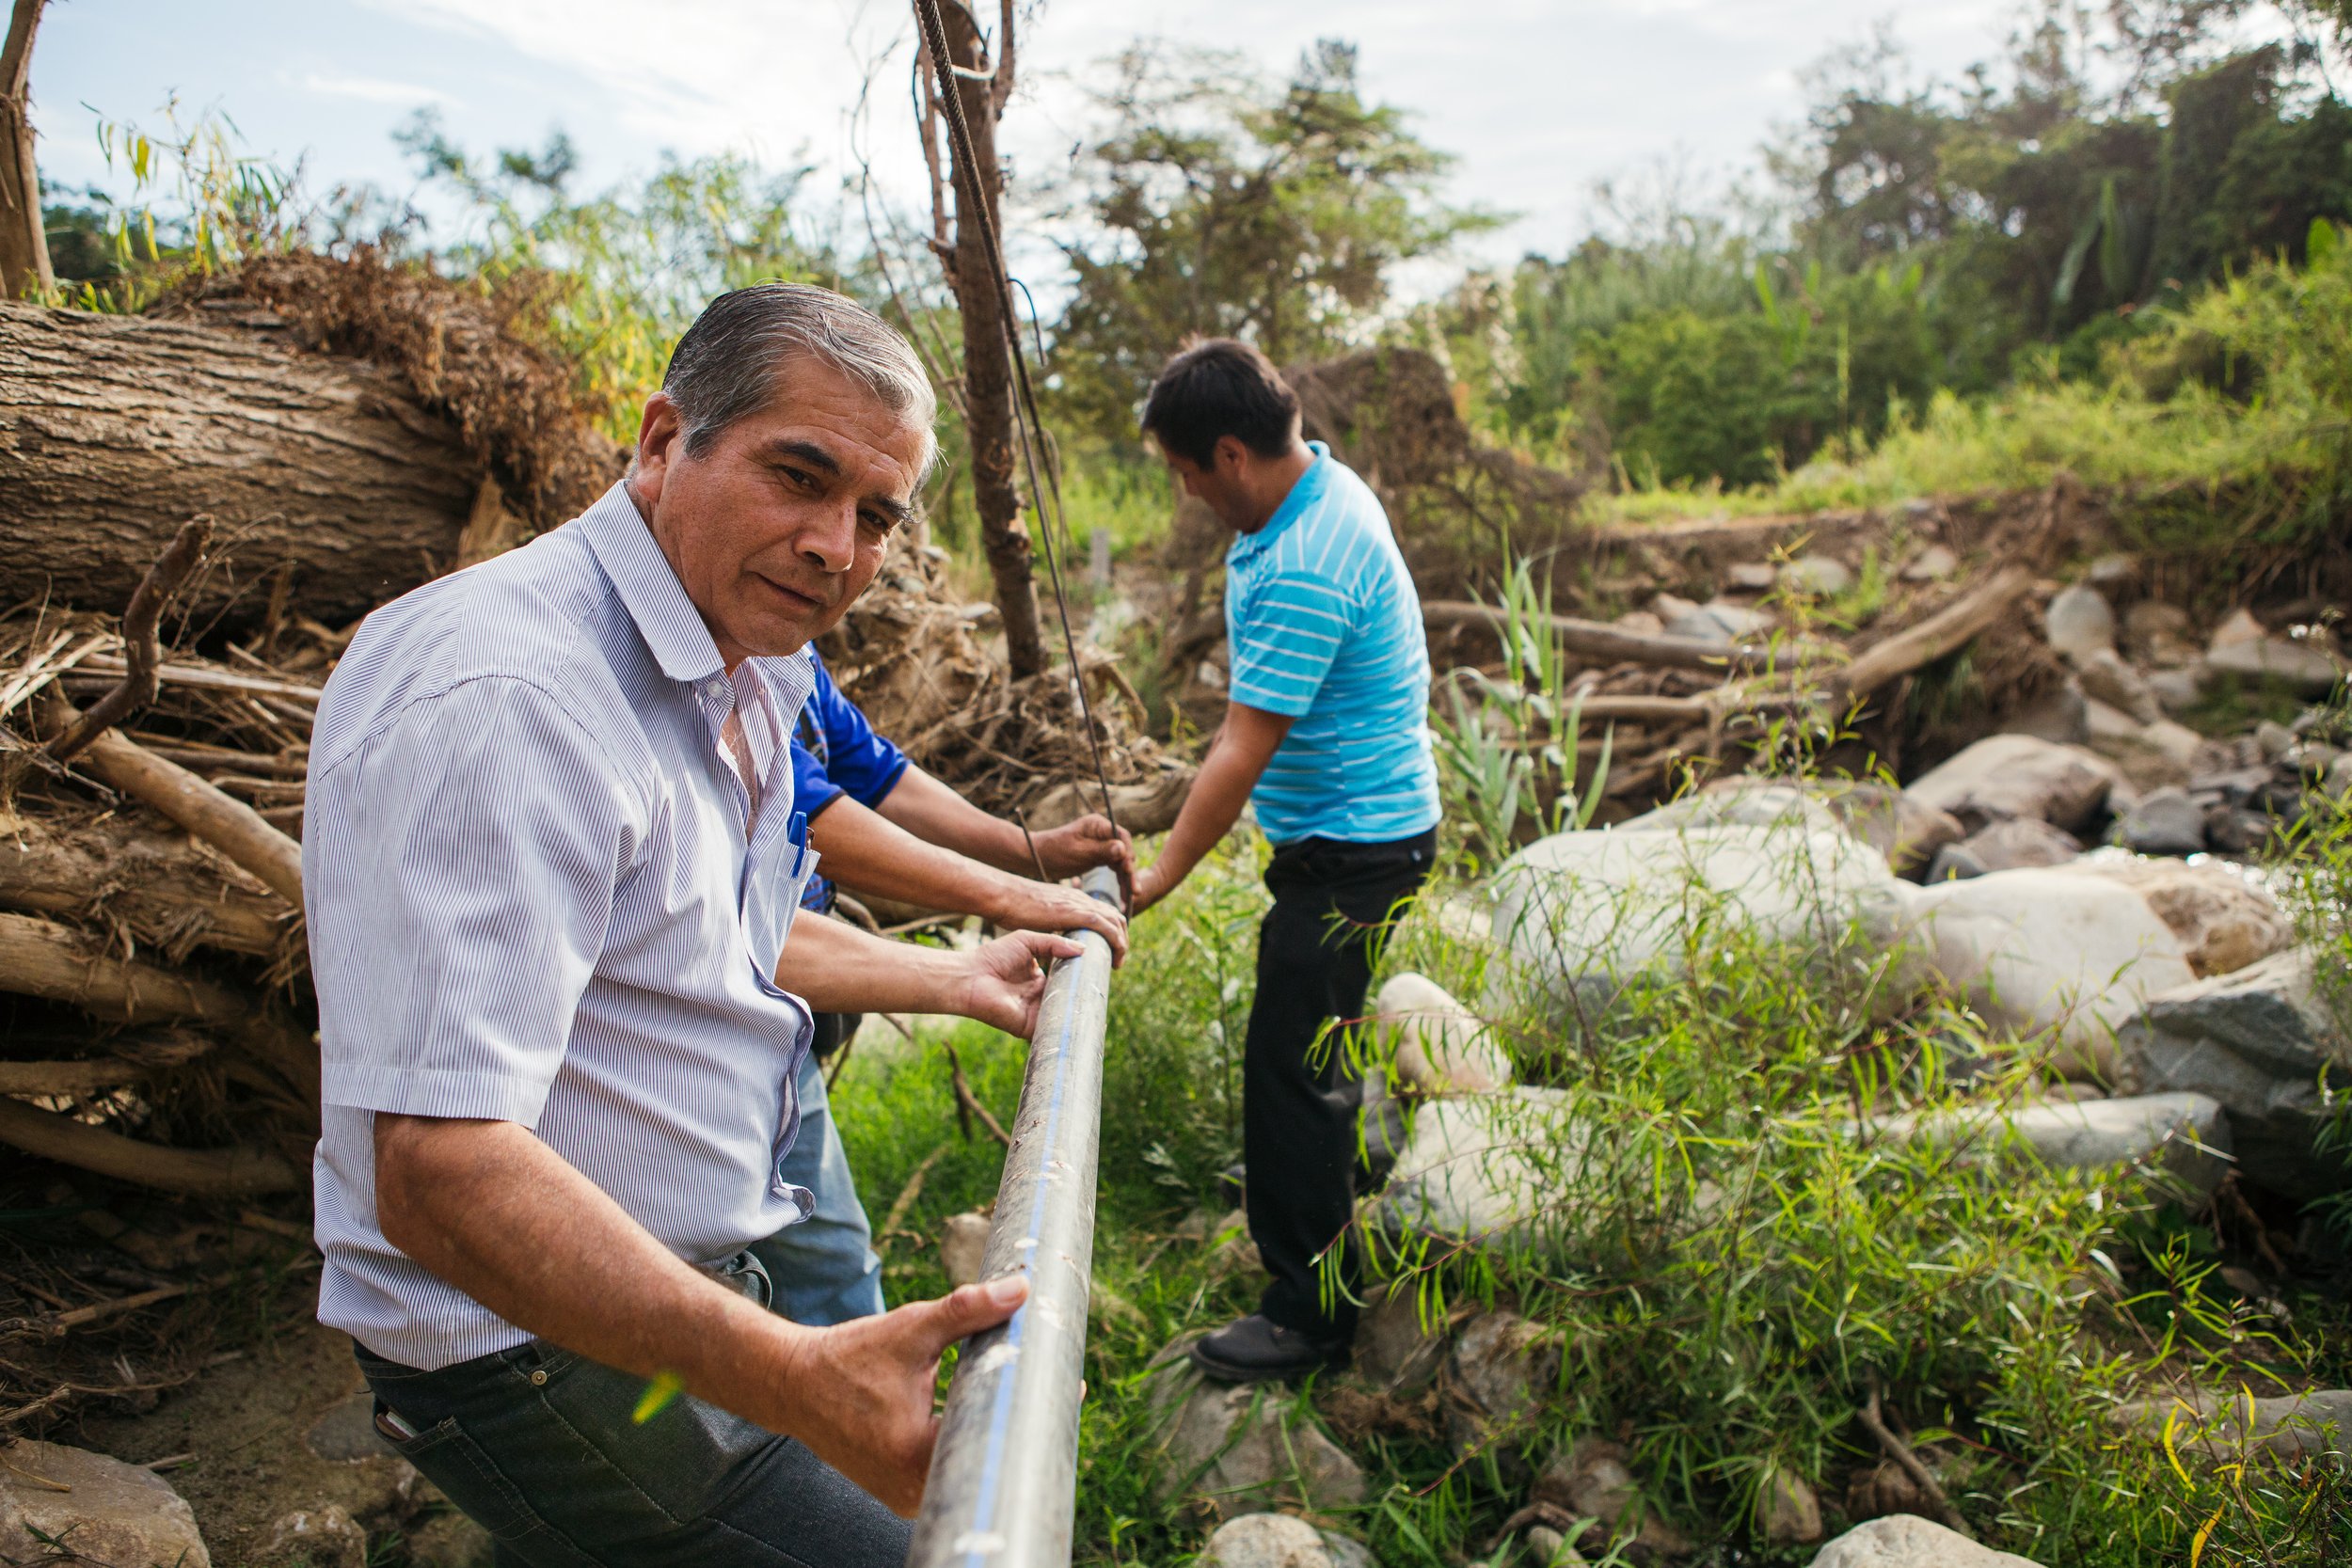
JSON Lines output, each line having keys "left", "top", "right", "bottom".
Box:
{"left": 1422, "top": 599, "right": 1819, "bottom": 674}
{"left": 42, "top": 696, "right": 304, "bottom": 907}
{"left": 0, "top": 911, "right": 251, "bottom": 1026}
{"left": 1827, "top": 565, "right": 2034, "bottom": 705}
{"left": 0, "top": 1058, "right": 142, "bottom": 1096}
{"left": 0, "top": 1095, "right": 298, "bottom": 1196}
{"left": 0, "top": 808, "right": 288, "bottom": 958}
{"left": 0, "top": 299, "right": 478, "bottom": 626}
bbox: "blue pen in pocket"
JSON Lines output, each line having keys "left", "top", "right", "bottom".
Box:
{"left": 787, "top": 810, "right": 810, "bottom": 880}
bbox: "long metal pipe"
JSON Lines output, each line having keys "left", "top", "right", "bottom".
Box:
{"left": 906, "top": 866, "right": 1120, "bottom": 1568}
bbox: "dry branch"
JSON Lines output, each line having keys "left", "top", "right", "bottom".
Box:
{"left": 0, "top": 911, "right": 250, "bottom": 1027}
{"left": 1422, "top": 599, "right": 1811, "bottom": 674}
{"left": 46, "top": 516, "right": 213, "bottom": 765}
{"left": 0, "top": 1059, "right": 144, "bottom": 1096}
{"left": 0, "top": 1095, "right": 298, "bottom": 1196}
{"left": 1859, "top": 1383, "right": 1974, "bottom": 1540}
{"left": 42, "top": 697, "right": 303, "bottom": 907}
{"left": 1828, "top": 565, "right": 2033, "bottom": 705}
{"left": 0, "top": 809, "right": 286, "bottom": 960}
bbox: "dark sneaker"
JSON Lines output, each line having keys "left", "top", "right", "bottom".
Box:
{"left": 1189, "top": 1314, "right": 1348, "bottom": 1383}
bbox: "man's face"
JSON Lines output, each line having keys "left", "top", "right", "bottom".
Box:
{"left": 630, "top": 357, "right": 928, "bottom": 667}
{"left": 1156, "top": 437, "right": 1253, "bottom": 532}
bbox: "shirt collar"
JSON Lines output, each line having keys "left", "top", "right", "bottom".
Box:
{"left": 1227, "top": 441, "right": 1331, "bottom": 566}
{"left": 576, "top": 481, "right": 816, "bottom": 705}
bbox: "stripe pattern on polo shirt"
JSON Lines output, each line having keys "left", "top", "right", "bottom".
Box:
{"left": 305, "top": 482, "right": 825, "bottom": 1371}
{"left": 1223, "top": 442, "right": 1441, "bottom": 845}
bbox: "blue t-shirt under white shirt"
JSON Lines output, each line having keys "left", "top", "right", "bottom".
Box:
{"left": 1223, "top": 442, "right": 1440, "bottom": 847}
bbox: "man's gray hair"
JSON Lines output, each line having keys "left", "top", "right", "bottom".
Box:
{"left": 661, "top": 282, "right": 938, "bottom": 475}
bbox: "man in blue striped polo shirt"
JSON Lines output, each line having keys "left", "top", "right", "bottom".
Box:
{"left": 1129, "top": 339, "right": 1440, "bottom": 1381}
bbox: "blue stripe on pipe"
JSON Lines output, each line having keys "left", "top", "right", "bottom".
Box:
{"left": 958, "top": 929, "right": 1099, "bottom": 1568}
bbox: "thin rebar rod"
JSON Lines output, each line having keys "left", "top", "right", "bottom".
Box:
{"left": 905, "top": 866, "right": 1119, "bottom": 1568}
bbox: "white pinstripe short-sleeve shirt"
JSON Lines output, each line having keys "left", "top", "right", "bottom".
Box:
{"left": 306, "top": 483, "right": 823, "bottom": 1370}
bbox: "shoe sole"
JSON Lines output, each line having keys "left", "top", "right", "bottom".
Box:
{"left": 1187, "top": 1340, "right": 1347, "bottom": 1385}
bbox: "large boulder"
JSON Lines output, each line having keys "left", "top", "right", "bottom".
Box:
{"left": 1490, "top": 826, "right": 1910, "bottom": 1020}
{"left": 1624, "top": 777, "right": 1961, "bottom": 879}
{"left": 2075, "top": 648, "right": 2159, "bottom": 723}
{"left": 2056, "top": 855, "right": 2292, "bottom": 976}
{"left": 1530, "top": 1438, "right": 1692, "bottom": 1560}
{"left": 1373, "top": 974, "right": 1512, "bottom": 1095}
{"left": 1864, "top": 1090, "right": 2232, "bottom": 1204}
{"left": 2110, "top": 785, "right": 2207, "bottom": 855}
{"left": 0, "top": 1440, "right": 211, "bottom": 1568}
{"left": 2117, "top": 946, "right": 2352, "bottom": 1200}
{"left": 1904, "top": 736, "right": 2121, "bottom": 833}
{"left": 2110, "top": 1387, "right": 2352, "bottom": 1465}
{"left": 1810, "top": 1515, "right": 2044, "bottom": 1567}
{"left": 1370, "top": 1088, "right": 1589, "bottom": 1256}
{"left": 1905, "top": 869, "right": 2198, "bottom": 1078}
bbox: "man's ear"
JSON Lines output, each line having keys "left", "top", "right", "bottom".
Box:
{"left": 1213, "top": 433, "right": 1250, "bottom": 478}
{"left": 633, "top": 391, "right": 685, "bottom": 506}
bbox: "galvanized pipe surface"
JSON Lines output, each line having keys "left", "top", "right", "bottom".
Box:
{"left": 906, "top": 866, "right": 1120, "bottom": 1568}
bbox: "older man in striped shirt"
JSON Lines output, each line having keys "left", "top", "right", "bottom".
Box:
{"left": 305, "top": 284, "right": 1074, "bottom": 1567}
{"left": 1129, "top": 339, "right": 1441, "bottom": 1383}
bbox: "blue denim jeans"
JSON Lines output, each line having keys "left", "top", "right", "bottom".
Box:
{"left": 355, "top": 1258, "right": 910, "bottom": 1568}
{"left": 750, "top": 1048, "right": 884, "bottom": 1326}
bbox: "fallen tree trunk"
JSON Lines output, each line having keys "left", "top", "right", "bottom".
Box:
{"left": 0, "top": 809, "right": 288, "bottom": 960}
{"left": 0, "top": 1095, "right": 298, "bottom": 1196}
{"left": 0, "top": 911, "right": 252, "bottom": 1026}
{"left": 1422, "top": 599, "right": 1819, "bottom": 674}
{"left": 1829, "top": 565, "right": 2035, "bottom": 706}
{"left": 0, "top": 299, "right": 479, "bottom": 626}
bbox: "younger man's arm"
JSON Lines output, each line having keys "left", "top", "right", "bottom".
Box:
{"left": 1128, "top": 701, "right": 1292, "bottom": 913}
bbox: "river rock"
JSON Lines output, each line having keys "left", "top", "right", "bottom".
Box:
{"left": 1818, "top": 782, "right": 1965, "bottom": 878}
{"left": 1202, "top": 1513, "right": 1378, "bottom": 1568}
{"left": 1906, "top": 869, "right": 2198, "bottom": 1078}
{"left": 2205, "top": 635, "right": 2344, "bottom": 697}
{"left": 0, "top": 1439, "right": 211, "bottom": 1568}
{"left": 262, "top": 1504, "right": 369, "bottom": 1568}
{"left": 1446, "top": 1312, "right": 1561, "bottom": 1467}
{"left": 1531, "top": 1438, "right": 1692, "bottom": 1559}
{"left": 2117, "top": 947, "right": 2352, "bottom": 1199}
{"left": 2076, "top": 648, "right": 2160, "bottom": 722}
{"left": 1373, "top": 1089, "right": 1588, "bottom": 1256}
{"left": 1904, "top": 735, "right": 2121, "bottom": 832}
{"left": 1924, "top": 842, "right": 1988, "bottom": 882}
{"left": 2002, "top": 678, "right": 2091, "bottom": 745}
{"left": 1351, "top": 1280, "right": 1452, "bottom": 1396}
{"left": 405, "top": 1511, "right": 495, "bottom": 1568}
{"left": 1665, "top": 602, "right": 1772, "bottom": 643}
{"left": 1375, "top": 974, "right": 1512, "bottom": 1095}
{"left": 1724, "top": 562, "right": 1778, "bottom": 593}
{"left": 2112, "top": 786, "right": 2207, "bottom": 856}
{"left": 1901, "top": 544, "right": 1959, "bottom": 581}
{"left": 2057, "top": 855, "right": 2291, "bottom": 976}
{"left": 2089, "top": 714, "right": 2205, "bottom": 791}
{"left": 2110, "top": 1387, "right": 2352, "bottom": 1464}
{"left": 2123, "top": 599, "right": 2196, "bottom": 663}
{"left": 1760, "top": 1465, "right": 1825, "bottom": 1545}
{"left": 1866, "top": 1090, "right": 2232, "bottom": 1203}
{"left": 1784, "top": 555, "right": 1852, "bottom": 595}
{"left": 1811, "top": 1514, "right": 2044, "bottom": 1567}
{"left": 2208, "top": 608, "right": 2266, "bottom": 652}
{"left": 939, "top": 1211, "right": 991, "bottom": 1287}
{"left": 1145, "top": 1354, "right": 1365, "bottom": 1515}
{"left": 1955, "top": 817, "right": 2082, "bottom": 871}
{"left": 1523, "top": 1524, "right": 1585, "bottom": 1566}
{"left": 1618, "top": 781, "right": 1842, "bottom": 840}
{"left": 2147, "top": 666, "right": 2206, "bottom": 714}
{"left": 1490, "top": 825, "right": 1910, "bottom": 1020}
{"left": 2044, "top": 583, "right": 2117, "bottom": 659}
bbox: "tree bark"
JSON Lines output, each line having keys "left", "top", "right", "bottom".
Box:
{"left": 0, "top": 808, "right": 289, "bottom": 961}
{"left": 0, "top": 1095, "right": 299, "bottom": 1196}
{"left": 932, "top": 2, "right": 1046, "bottom": 678}
{"left": 0, "top": 299, "right": 478, "bottom": 625}
{"left": 0, "top": 0, "right": 52, "bottom": 297}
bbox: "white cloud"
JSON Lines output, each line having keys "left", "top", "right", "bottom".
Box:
{"left": 298, "top": 71, "right": 451, "bottom": 108}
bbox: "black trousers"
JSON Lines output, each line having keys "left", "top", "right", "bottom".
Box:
{"left": 1245, "top": 828, "right": 1435, "bottom": 1341}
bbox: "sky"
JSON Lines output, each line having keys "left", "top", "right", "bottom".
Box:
{"left": 19, "top": 0, "right": 2271, "bottom": 282}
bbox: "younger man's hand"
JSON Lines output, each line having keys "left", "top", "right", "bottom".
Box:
{"left": 1028, "top": 813, "right": 1134, "bottom": 880}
